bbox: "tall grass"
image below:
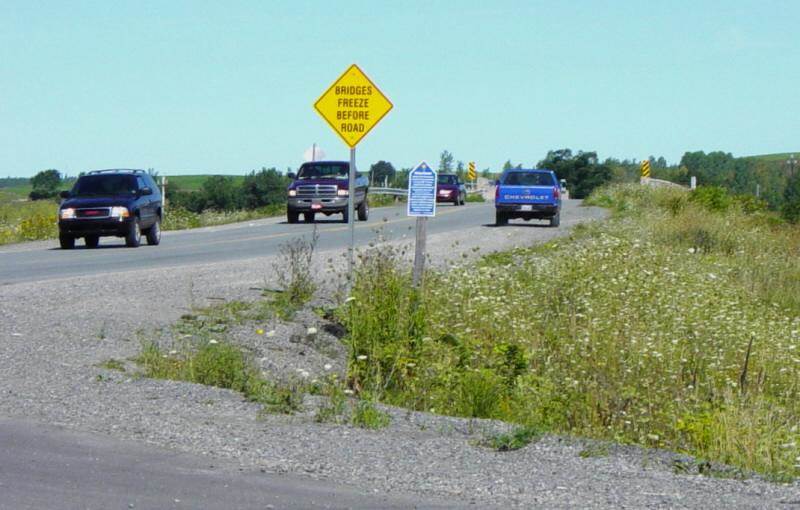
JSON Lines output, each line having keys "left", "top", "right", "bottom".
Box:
{"left": 341, "top": 184, "right": 800, "bottom": 479}
{"left": 0, "top": 193, "right": 58, "bottom": 244}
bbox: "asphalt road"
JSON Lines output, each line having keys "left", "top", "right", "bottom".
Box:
{"left": 0, "top": 200, "right": 580, "bottom": 285}
{"left": 0, "top": 417, "right": 454, "bottom": 510}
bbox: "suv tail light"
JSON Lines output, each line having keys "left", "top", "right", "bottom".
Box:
{"left": 553, "top": 186, "right": 560, "bottom": 199}
{"left": 495, "top": 185, "right": 499, "bottom": 201}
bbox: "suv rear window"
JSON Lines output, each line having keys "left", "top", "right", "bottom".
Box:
{"left": 502, "top": 172, "right": 555, "bottom": 186}
{"left": 296, "top": 163, "right": 348, "bottom": 180}
{"left": 72, "top": 175, "right": 138, "bottom": 196}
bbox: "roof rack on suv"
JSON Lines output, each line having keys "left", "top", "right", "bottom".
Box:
{"left": 87, "top": 169, "right": 147, "bottom": 175}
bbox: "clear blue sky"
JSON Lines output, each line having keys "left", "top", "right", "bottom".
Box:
{"left": 2, "top": 0, "right": 798, "bottom": 177}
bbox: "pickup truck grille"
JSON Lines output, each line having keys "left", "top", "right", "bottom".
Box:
{"left": 296, "top": 185, "right": 338, "bottom": 198}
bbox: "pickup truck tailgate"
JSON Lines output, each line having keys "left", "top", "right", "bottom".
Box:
{"left": 496, "top": 185, "right": 557, "bottom": 205}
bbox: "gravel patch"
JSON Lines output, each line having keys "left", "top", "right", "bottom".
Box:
{"left": 1, "top": 201, "right": 798, "bottom": 508}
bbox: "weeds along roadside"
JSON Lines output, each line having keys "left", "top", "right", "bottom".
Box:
{"left": 131, "top": 225, "right": 392, "bottom": 429}
{"left": 339, "top": 184, "right": 800, "bottom": 480}
{"left": 126, "top": 183, "right": 799, "bottom": 479}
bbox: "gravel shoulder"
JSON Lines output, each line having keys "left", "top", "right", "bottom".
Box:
{"left": 1, "top": 200, "right": 798, "bottom": 509}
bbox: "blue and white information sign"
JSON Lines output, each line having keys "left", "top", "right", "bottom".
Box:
{"left": 407, "top": 161, "right": 437, "bottom": 217}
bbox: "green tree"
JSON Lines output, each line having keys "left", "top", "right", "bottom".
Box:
{"left": 369, "top": 160, "right": 396, "bottom": 187}
{"left": 29, "top": 169, "right": 61, "bottom": 200}
{"left": 537, "top": 149, "right": 612, "bottom": 199}
{"left": 455, "top": 160, "right": 465, "bottom": 180}
{"left": 782, "top": 173, "right": 800, "bottom": 223}
{"left": 439, "top": 150, "right": 454, "bottom": 173}
{"left": 201, "top": 175, "right": 242, "bottom": 211}
{"left": 241, "top": 167, "right": 289, "bottom": 208}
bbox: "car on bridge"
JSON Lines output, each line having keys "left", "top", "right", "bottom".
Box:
{"left": 436, "top": 173, "right": 466, "bottom": 206}
{"left": 58, "top": 169, "right": 162, "bottom": 249}
{"left": 286, "top": 161, "right": 368, "bottom": 223}
{"left": 494, "top": 169, "right": 561, "bottom": 227}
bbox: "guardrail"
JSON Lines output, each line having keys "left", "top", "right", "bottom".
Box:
{"left": 641, "top": 177, "right": 687, "bottom": 189}
{"left": 370, "top": 187, "right": 407, "bottom": 196}
{"left": 370, "top": 187, "right": 488, "bottom": 196}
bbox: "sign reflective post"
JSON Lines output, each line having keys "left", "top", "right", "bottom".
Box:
{"left": 407, "top": 162, "right": 437, "bottom": 286}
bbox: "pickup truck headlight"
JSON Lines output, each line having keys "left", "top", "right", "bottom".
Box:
{"left": 110, "top": 206, "right": 130, "bottom": 218}
{"left": 60, "top": 208, "right": 76, "bottom": 220}
{"left": 337, "top": 189, "right": 349, "bottom": 197}
{"left": 288, "top": 189, "right": 297, "bottom": 197}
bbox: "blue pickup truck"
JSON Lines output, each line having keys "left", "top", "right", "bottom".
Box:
{"left": 494, "top": 169, "right": 561, "bottom": 227}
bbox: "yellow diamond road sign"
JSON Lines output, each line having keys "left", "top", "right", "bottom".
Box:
{"left": 314, "top": 64, "right": 393, "bottom": 148}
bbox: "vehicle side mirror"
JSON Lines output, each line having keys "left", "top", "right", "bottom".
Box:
{"left": 139, "top": 187, "right": 153, "bottom": 196}
{"left": 488, "top": 180, "right": 495, "bottom": 186}
{"left": 59, "top": 190, "right": 71, "bottom": 199}
{"left": 287, "top": 172, "right": 296, "bottom": 180}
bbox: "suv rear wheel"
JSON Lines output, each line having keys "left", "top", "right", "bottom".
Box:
{"left": 145, "top": 219, "right": 161, "bottom": 245}
{"left": 125, "top": 218, "right": 141, "bottom": 247}
{"left": 549, "top": 212, "right": 560, "bottom": 227}
{"left": 59, "top": 234, "right": 75, "bottom": 250}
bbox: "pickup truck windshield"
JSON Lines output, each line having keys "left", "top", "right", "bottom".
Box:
{"left": 72, "top": 175, "right": 138, "bottom": 196}
{"left": 297, "top": 163, "right": 349, "bottom": 180}
{"left": 502, "top": 172, "right": 554, "bottom": 186}
{"left": 437, "top": 174, "right": 457, "bottom": 185}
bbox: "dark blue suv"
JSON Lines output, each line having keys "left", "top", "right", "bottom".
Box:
{"left": 58, "top": 169, "right": 162, "bottom": 249}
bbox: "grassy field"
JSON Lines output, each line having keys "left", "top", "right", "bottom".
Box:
{"left": 340, "top": 184, "right": 800, "bottom": 480}
{"left": 165, "top": 174, "right": 245, "bottom": 191}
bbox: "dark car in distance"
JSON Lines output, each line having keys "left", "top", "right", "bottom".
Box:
{"left": 58, "top": 169, "right": 162, "bottom": 249}
{"left": 286, "top": 161, "right": 368, "bottom": 223}
{"left": 436, "top": 173, "right": 466, "bottom": 205}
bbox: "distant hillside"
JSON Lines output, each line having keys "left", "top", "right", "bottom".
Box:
{"left": 0, "top": 177, "right": 30, "bottom": 188}
{"left": 743, "top": 152, "right": 799, "bottom": 162}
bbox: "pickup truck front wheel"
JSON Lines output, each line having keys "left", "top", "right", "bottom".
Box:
{"left": 495, "top": 210, "right": 508, "bottom": 226}
{"left": 357, "top": 200, "right": 369, "bottom": 221}
{"left": 549, "top": 212, "right": 561, "bottom": 227}
{"left": 287, "top": 210, "right": 299, "bottom": 224}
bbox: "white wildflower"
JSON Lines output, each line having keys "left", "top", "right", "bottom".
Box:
{"left": 306, "top": 327, "right": 317, "bottom": 335}
{"left": 323, "top": 363, "right": 332, "bottom": 371}
{"left": 208, "top": 339, "right": 218, "bottom": 344}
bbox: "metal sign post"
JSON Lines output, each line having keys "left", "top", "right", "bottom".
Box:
{"left": 348, "top": 147, "right": 356, "bottom": 277}
{"left": 407, "top": 162, "right": 437, "bottom": 287}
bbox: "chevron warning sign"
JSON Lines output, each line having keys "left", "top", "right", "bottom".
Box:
{"left": 467, "top": 161, "right": 476, "bottom": 181}
{"left": 640, "top": 160, "right": 651, "bottom": 178}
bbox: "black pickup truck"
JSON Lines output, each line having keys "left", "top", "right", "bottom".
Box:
{"left": 286, "top": 161, "right": 369, "bottom": 223}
